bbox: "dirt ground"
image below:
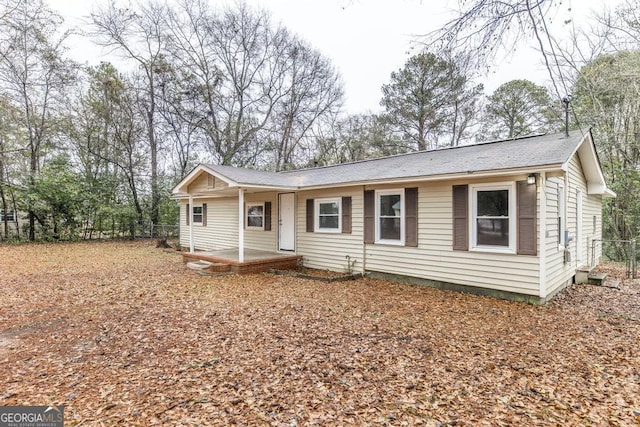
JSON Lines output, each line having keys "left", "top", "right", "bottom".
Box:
{"left": 0, "top": 241, "right": 639, "bottom": 426}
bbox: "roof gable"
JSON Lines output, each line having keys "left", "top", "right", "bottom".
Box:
{"left": 566, "top": 131, "right": 615, "bottom": 197}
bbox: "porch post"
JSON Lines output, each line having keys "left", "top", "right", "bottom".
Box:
{"left": 238, "top": 188, "right": 244, "bottom": 263}
{"left": 188, "top": 195, "right": 194, "bottom": 253}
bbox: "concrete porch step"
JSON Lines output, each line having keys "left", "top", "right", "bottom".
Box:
{"left": 187, "top": 260, "right": 231, "bottom": 274}
{"left": 587, "top": 272, "right": 607, "bottom": 286}
{"left": 187, "top": 260, "right": 213, "bottom": 270}
{"left": 575, "top": 265, "right": 594, "bottom": 284}
{"left": 603, "top": 279, "right": 620, "bottom": 289}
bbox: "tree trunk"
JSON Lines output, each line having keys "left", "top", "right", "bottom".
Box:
{"left": 29, "top": 145, "right": 38, "bottom": 241}
{"left": 148, "top": 94, "right": 159, "bottom": 237}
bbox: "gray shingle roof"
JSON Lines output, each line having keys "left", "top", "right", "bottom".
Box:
{"left": 202, "top": 164, "right": 298, "bottom": 188}
{"left": 204, "top": 132, "right": 585, "bottom": 189}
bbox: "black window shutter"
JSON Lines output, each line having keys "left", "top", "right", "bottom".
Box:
{"left": 342, "top": 197, "right": 352, "bottom": 234}
{"left": 405, "top": 187, "right": 418, "bottom": 247}
{"left": 306, "top": 199, "right": 314, "bottom": 232}
{"left": 364, "top": 190, "right": 375, "bottom": 244}
{"left": 452, "top": 185, "right": 468, "bottom": 251}
{"left": 517, "top": 181, "right": 537, "bottom": 255}
{"left": 202, "top": 203, "right": 207, "bottom": 227}
{"left": 264, "top": 202, "right": 272, "bottom": 231}
{"left": 186, "top": 203, "right": 190, "bottom": 226}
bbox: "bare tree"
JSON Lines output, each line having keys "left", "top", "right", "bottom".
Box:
{"left": 0, "top": 0, "right": 76, "bottom": 240}
{"left": 165, "top": 0, "right": 343, "bottom": 169}
{"left": 312, "top": 114, "right": 405, "bottom": 166}
{"left": 270, "top": 37, "right": 343, "bottom": 171}
{"left": 420, "top": 0, "right": 570, "bottom": 101}
{"left": 90, "top": 0, "right": 169, "bottom": 231}
{"left": 165, "top": 1, "right": 285, "bottom": 166}
{"left": 72, "top": 64, "right": 148, "bottom": 237}
{"left": 155, "top": 65, "right": 203, "bottom": 179}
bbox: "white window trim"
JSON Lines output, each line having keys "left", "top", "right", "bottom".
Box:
{"left": 192, "top": 205, "right": 203, "bottom": 225}
{"left": 470, "top": 182, "right": 516, "bottom": 254}
{"left": 314, "top": 197, "right": 341, "bottom": 233}
{"left": 246, "top": 202, "right": 265, "bottom": 230}
{"left": 375, "top": 188, "right": 405, "bottom": 245}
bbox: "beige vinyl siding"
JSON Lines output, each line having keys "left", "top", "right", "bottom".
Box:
{"left": 584, "top": 194, "right": 603, "bottom": 265}
{"left": 544, "top": 176, "right": 565, "bottom": 294}
{"left": 297, "top": 188, "right": 364, "bottom": 273}
{"left": 571, "top": 151, "right": 604, "bottom": 266}
{"left": 544, "top": 154, "right": 596, "bottom": 297}
{"left": 244, "top": 192, "right": 277, "bottom": 252}
{"left": 364, "top": 179, "right": 541, "bottom": 296}
{"left": 187, "top": 172, "right": 229, "bottom": 193}
{"left": 179, "top": 199, "right": 188, "bottom": 248}
{"left": 179, "top": 200, "right": 188, "bottom": 248}
{"left": 179, "top": 197, "right": 238, "bottom": 250}
{"left": 569, "top": 152, "right": 603, "bottom": 266}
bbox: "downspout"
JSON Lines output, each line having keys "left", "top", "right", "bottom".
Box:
{"left": 539, "top": 172, "right": 547, "bottom": 300}
{"left": 238, "top": 188, "right": 245, "bottom": 263}
{"left": 189, "top": 195, "right": 194, "bottom": 253}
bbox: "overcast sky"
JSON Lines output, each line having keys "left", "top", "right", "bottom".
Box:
{"left": 50, "top": 0, "right": 614, "bottom": 114}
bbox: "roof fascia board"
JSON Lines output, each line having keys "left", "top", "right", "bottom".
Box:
{"left": 171, "top": 164, "right": 204, "bottom": 194}
{"left": 171, "top": 163, "right": 241, "bottom": 195}
{"left": 172, "top": 194, "right": 230, "bottom": 200}
{"left": 564, "top": 132, "right": 588, "bottom": 162}
{"left": 231, "top": 184, "right": 298, "bottom": 191}
{"left": 587, "top": 183, "right": 617, "bottom": 198}
{"left": 298, "top": 165, "right": 564, "bottom": 191}
{"left": 580, "top": 134, "right": 608, "bottom": 185}
{"left": 561, "top": 131, "right": 607, "bottom": 183}
{"left": 563, "top": 131, "right": 614, "bottom": 197}
{"left": 171, "top": 187, "right": 296, "bottom": 199}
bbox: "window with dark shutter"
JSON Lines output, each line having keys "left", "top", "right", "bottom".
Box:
{"left": 405, "top": 187, "right": 418, "bottom": 247}
{"left": 202, "top": 203, "right": 208, "bottom": 227}
{"left": 452, "top": 185, "right": 468, "bottom": 251}
{"left": 306, "top": 199, "right": 314, "bottom": 232}
{"left": 342, "top": 197, "right": 352, "bottom": 234}
{"left": 264, "top": 202, "right": 272, "bottom": 231}
{"left": 246, "top": 204, "right": 264, "bottom": 229}
{"left": 363, "top": 190, "right": 375, "bottom": 243}
{"left": 186, "top": 203, "right": 190, "bottom": 226}
{"left": 517, "top": 181, "right": 537, "bottom": 255}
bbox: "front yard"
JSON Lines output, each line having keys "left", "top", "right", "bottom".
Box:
{"left": 0, "top": 241, "right": 639, "bottom": 425}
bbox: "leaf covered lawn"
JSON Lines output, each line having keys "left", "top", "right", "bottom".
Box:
{"left": 0, "top": 241, "right": 639, "bottom": 426}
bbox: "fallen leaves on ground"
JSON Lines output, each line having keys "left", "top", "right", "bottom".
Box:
{"left": 0, "top": 241, "right": 639, "bottom": 426}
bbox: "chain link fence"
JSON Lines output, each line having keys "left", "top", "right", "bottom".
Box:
{"left": 590, "top": 239, "right": 638, "bottom": 279}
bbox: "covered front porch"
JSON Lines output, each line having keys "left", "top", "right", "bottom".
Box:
{"left": 182, "top": 248, "right": 301, "bottom": 274}
{"left": 173, "top": 164, "right": 301, "bottom": 274}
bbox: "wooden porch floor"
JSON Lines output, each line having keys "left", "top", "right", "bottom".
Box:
{"left": 182, "top": 248, "right": 301, "bottom": 274}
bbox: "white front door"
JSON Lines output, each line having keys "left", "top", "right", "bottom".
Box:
{"left": 278, "top": 193, "right": 295, "bottom": 251}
